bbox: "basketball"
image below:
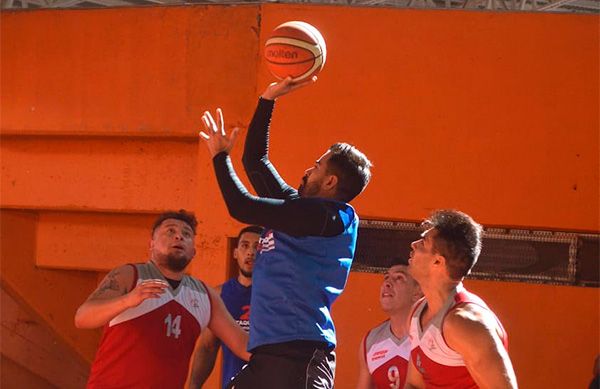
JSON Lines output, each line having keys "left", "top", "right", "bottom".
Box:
{"left": 264, "top": 21, "right": 327, "bottom": 82}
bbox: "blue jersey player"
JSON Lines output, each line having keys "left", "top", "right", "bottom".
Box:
{"left": 189, "top": 225, "right": 263, "bottom": 388}
{"left": 199, "top": 77, "right": 372, "bottom": 389}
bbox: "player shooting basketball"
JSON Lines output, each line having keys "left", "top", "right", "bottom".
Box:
{"left": 199, "top": 77, "right": 372, "bottom": 388}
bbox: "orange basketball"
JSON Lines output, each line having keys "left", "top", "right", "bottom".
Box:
{"left": 264, "top": 21, "right": 327, "bottom": 82}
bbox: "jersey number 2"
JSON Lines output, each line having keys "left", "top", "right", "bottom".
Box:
{"left": 164, "top": 314, "right": 182, "bottom": 339}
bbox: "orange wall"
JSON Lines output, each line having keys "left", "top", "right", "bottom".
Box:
{"left": 1, "top": 4, "right": 598, "bottom": 389}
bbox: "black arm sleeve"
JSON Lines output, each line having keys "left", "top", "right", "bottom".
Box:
{"left": 242, "top": 98, "right": 298, "bottom": 200}
{"left": 213, "top": 152, "right": 345, "bottom": 237}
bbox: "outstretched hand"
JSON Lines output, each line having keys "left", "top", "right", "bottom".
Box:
{"left": 199, "top": 108, "right": 239, "bottom": 157}
{"left": 261, "top": 76, "right": 317, "bottom": 100}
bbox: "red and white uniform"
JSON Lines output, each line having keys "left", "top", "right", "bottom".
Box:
{"left": 408, "top": 284, "right": 508, "bottom": 389}
{"left": 364, "top": 320, "right": 411, "bottom": 389}
{"left": 87, "top": 262, "right": 211, "bottom": 389}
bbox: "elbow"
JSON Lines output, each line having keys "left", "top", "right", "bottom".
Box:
{"left": 74, "top": 309, "right": 85, "bottom": 329}
{"left": 242, "top": 153, "right": 267, "bottom": 173}
{"left": 74, "top": 307, "right": 95, "bottom": 329}
{"left": 241, "top": 153, "right": 257, "bottom": 172}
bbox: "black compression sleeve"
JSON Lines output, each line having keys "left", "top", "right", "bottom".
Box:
{"left": 213, "top": 152, "right": 345, "bottom": 237}
{"left": 242, "top": 98, "right": 298, "bottom": 200}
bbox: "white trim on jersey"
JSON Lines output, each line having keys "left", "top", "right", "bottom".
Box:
{"left": 109, "top": 278, "right": 211, "bottom": 329}
{"left": 408, "top": 285, "right": 467, "bottom": 367}
{"left": 366, "top": 321, "right": 411, "bottom": 373}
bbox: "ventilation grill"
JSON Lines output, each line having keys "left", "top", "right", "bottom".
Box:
{"left": 353, "top": 219, "right": 599, "bottom": 287}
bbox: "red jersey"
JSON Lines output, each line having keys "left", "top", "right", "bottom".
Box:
{"left": 87, "top": 262, "right": 211, "bottom": 389}
{"left": 408, "top": 284, "right": 508, "bottom": 389}
{"left": 364, "top": 320, "right": 411, "bottom": 389}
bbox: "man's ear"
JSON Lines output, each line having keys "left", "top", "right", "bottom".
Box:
{"left": 233, "top": 247, "right": 239, "bottom": 260}
{"left": 149, "top": 238, "right": 154, "bottom": 251}
{"left": 324, "top": 174, "right": 338, "bottom": 191}
{"left": 434, "top": 254, "right": 445, "bottom": 265}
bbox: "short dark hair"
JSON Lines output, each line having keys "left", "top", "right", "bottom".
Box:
{"left": 326, "top": 143, "right": 372, "bottom": 202}
{"left": 424, "top": 210, "right": 483, "bottom": 281}
{"left": 391, "top": 256, "right": 410, "bottom": 267}
{"left": 152, "top": 210, "right": 198, "bottom": 236}
{"left": 237, "top": 225, "right": 264, "bottom": 241}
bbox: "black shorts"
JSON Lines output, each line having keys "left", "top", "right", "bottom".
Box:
{"left": 226, "top": 341, "right": 336, "bottom": 389}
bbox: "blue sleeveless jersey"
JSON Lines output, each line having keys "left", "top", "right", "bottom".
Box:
{"left": 220, "top": 278, "right": 251, "bottom": 388}
{"left": 248, "top": 201, "right": 358, "bottom": 351}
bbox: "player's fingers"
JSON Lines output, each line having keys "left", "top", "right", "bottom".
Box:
{"left": 199, "top": 131, "right": 210, "bottom": 140}
{"left": 291, "top": 77, "right": 316, "bottom": 91}
{"left": 201, "top": 115, "right": 212, "bottom": 132}
{"left": 216, "top": 108, "right": 225, "bottom": 136}
{"left": 204, "top": 111, "right": 219, "bottom": 133}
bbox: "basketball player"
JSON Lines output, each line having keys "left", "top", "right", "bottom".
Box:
{"left": 189, "top": 225, "right": 263, "bottom": 389}
{"left": 404, "top": 210, "right": 518, "bottom": 388}
{"left": 357, "top": 258, "right": 422, "bottom": 389}
{"left": 75, "top": 210, "right": 250, "bottom": 388}
{"left": 199, "top": 77, "right": 372, "bottom": 388}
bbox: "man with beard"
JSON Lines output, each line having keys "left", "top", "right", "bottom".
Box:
{"left": 75, "top": 210, "right": 250, "bottom": 388}
{"left": 199, "top": 77, "right": 372, "bottom": 389}
{"left": 357, "top": 259, "right": 422, "bottom": 389}
{"left": 188, "top": 225, "right": 263, "bottom": 388}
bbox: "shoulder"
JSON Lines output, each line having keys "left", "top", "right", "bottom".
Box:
{"left": 443, "top": 303, "right": 500, "bottom": 351}
{"left": 109, "top": 264, "right": 136, "bottom": 287}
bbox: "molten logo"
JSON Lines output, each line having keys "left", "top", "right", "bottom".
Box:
{"left": 266, "top": 48, "right": 298, "bottom": 60}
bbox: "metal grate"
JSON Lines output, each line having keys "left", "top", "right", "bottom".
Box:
{"left": 353, "top": 219, "right": 599, "bottom": 287}
{"left": 1, "top": 0, "right": 598, "bottom": 14}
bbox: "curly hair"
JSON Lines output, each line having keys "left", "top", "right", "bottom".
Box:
{"left": 152, "top": 210, "right": 198, "bottom": 236}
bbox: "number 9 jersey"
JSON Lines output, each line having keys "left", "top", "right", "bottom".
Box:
{"left": 87, "top": 262, "right": 212, "bottom": 389}
{"left": 364, "top": 320, "right": 411, "bottom": 389}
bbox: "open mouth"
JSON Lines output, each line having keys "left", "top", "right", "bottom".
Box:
{"left": 172, "top": 245, "right": 185, "bottom": 250}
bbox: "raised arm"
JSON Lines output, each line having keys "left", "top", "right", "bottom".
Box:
{"left": 242, "top": 77, "right": 316, "bottom": 199}
{"left": 200, "top": 109, "right": 346, "bottom": 237}
{"left": 242, "top": 98, "right": 297, "bottom": 199}
{"left": 443, "top": 305, "right": 518, "bottom": 389}
{"left": 356, "top": 335, "right": 375, "bottom": 389}
{"left": 74, "top": 265, "right": 168, "bottom": 329}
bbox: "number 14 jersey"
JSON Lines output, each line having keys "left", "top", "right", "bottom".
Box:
{"left": 364, "top": 320, "right": 411, "bottom": 389}
{"left": 87, "top": 262, "right": 211, "bottom": 389}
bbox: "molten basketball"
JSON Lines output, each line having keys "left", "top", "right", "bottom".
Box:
{"left": 264, "top": 21, "right": 327, "bottom": 82}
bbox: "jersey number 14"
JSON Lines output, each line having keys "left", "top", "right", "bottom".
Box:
{"left": 164, "top": 314, "right": 182, "bottom": 339}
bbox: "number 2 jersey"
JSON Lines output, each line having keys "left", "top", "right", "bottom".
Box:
{"left": 363, "top": 320, "right": 411, "bottom": 389}
{"left": 87, "top": 262, "right": 212, "bottom": 389}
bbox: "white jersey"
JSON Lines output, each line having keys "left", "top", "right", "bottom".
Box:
{"left": 364, "top": 320, "right": 411, "bottom": 389}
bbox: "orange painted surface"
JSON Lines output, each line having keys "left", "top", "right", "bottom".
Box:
{"left": 0, "top": 138, "right": 198, "bottom": 211}
{"left": 0, "top": 211, "right": 102, "bottom": 363}
{"left": 258, "top": 4, "right": 599, "bottom": 232}
{"left": 36, "top": 212, "right": 158, "bottom": 270}
{"left": 1, "top": 4, "right": 598, "bottom": 389}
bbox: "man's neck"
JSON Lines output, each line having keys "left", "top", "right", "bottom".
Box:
{"left": 388, "top": 307, "right": 412, "bottom": 339}
{"left": 149, "top": 259, "right": 184, "bottom": 281}
{"left": 237, "top": 274, "right": 252, "bottom": 287}
{"left": 420, "top": 278, "right": 461, "bottom": 315}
